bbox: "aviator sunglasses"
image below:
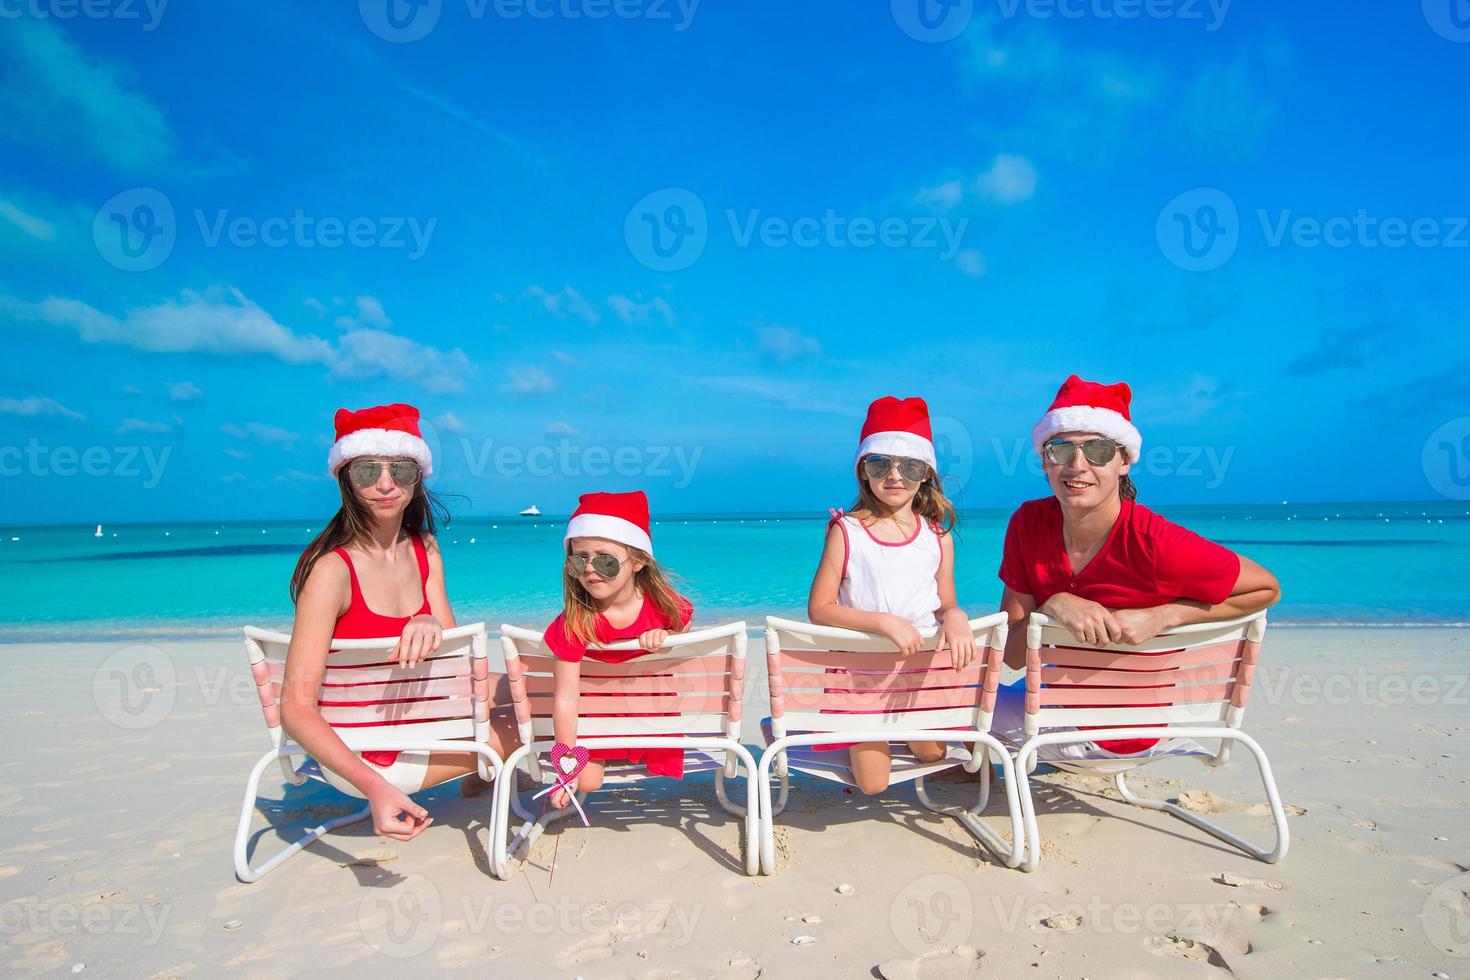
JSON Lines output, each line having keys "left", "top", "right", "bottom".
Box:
{"left": 862, "top": 453, "right": 931, "bottom": 484}
{"left": 1042, "top": 438, "right": 1121, "bottom": 467}
{"left": 346, "top": 459, "right": 422, "bottom": 488}
{"left": 566, "top": 553, "right": 630, "bottom": 578}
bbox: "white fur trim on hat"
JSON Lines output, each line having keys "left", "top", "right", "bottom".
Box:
{"left": 564, "top": 514, "right": 653, "bottom": 556}
{"left": 1032, "top": 406, "right": 1142, "bottom": 463}
{"left": 328, "top": 429, "right": 433, "bottom": 477}
{"left": 855, "top": 430, "right": 937, "bottom": 469}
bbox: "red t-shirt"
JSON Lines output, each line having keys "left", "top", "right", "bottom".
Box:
{"left": 999, "top": 497, "right": 1241, "bottom": 753}
{"left": 542, "top": 592, "right": 695, "bottom": 778}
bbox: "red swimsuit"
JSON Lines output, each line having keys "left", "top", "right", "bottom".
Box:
{"left": 330, "top": 534, "right": 432, "bottom": 766}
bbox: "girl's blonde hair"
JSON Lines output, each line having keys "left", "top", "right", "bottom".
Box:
{"left": 847, "top": 461, "right": 958, "bottom": 536}
{"left": 561, "top": 544, "right": 686, "bottom": 647}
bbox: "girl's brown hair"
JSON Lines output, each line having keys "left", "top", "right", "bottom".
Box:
{"left": 561, "top": 544, "right": 686, "bottom": 647}
{"left": 289, "top": 467, "right": 451, "bottom": 603}
{"left": 847, "top": 462, "right": 959, "bottom": 536}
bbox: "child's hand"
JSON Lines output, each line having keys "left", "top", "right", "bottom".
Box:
{"left": 550, "top": 785, "right": 571, "bottom": 809}
{"left": 638, "top": 628, "right": 669, "bottom": 651}
{"left": 938, "top": 609, "right": 976, "bottom": 670}
{"left": 878, "top": 614, "right": 923, "bottom": 657}
{"left": 366, "top": 782, "right": 433, "bottom": 841}
{"left": 394, "top": 614, "right": 442, "bottom": 668}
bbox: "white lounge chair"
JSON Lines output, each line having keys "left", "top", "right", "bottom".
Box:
{"left": 1013, "top": 610, "right": 1289, "bottom": 872}
{"left": 757, "top": 613, "right": 1025, "bottom": 874}
{"left": 234, "top": 622, "right": 505, "bottom": 882}
{"left": 492, "top": 620, "right": 760, "bottom": 877}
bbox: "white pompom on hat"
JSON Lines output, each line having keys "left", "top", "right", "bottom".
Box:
{"left": 327, "top": 403, "right": 433, "bottom": 477}
{"left": 1031, "top": 375, "right": 1142, "bottom": 463}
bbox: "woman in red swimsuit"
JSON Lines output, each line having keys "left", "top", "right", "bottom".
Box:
{"left": 280, "top": 403, "right": 518, "bottom": 842}
{"left": 994, "top": 376, "right": 1282, "bottom": 758}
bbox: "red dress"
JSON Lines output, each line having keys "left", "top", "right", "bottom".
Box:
{"left": 544, "top": 593, "right": 694, "bottom": 778}
{"left": 999, "top": 497, "right": 1241, "bottom": 753}
{"left": 327, "top": 534, "right": 433, "bottom": 767}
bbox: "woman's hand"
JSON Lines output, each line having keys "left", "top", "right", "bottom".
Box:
{"left": 638, "top": 628, "right": 670, "bottom": 651}
{"left": 1111, "top": 606, "right": 1171, "bottom": 646}
{"left": 1041, "top": 593, "right": 1123, "bottom": 647}
{"left": 878, "top": 614, "right": 924, "bottom": 657}
{"left": 394, "top": 614, "right": 442, "bottom": 668}
{"left": 366, "top": 782, "right": 432, "bottom": 841}
{"left": 937, "top": 608, "right": 976, "bottom": 670}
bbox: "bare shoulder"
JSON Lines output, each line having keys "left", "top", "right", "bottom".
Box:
{"left": 302, "top": 549, "right": 349, "bottom": 595}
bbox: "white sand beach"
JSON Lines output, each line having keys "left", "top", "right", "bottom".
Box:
{"left": 1, "top": 628, "right": 1466, "bottom": 978}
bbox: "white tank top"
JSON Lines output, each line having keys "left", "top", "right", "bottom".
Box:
{"left": 834, "top": 514, "right": 943, "bottom": 630}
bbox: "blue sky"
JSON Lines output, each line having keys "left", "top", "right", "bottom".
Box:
{"left": 2, "top": 0, "right": 1468, "bottom": 524}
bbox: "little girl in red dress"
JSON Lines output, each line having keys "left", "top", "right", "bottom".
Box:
{"left": 543, "top": 491, "right": 694, "bottom": 808}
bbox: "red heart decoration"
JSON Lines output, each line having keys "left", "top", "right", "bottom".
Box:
{"left": 550, "top": 742, "right": 590, "bottom": 781}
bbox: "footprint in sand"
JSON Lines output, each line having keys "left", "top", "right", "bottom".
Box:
{"left": 1038, "top": 912, "right": 1082, "bottom": 931}
{"left": 877, "top": 945, "right": 985, "bottom": 979}
{"left": 1211, "top": 872, "right": 1285, "bottom": 890}
{"left": 1143, "top": 934, "right": 1233, "bottom": 970}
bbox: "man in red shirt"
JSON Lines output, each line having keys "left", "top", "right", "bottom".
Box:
{"left": 993, "top": 375, "right": 1281, "bottom": 757}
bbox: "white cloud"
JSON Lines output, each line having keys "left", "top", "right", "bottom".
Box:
{"left": 756, "top": 323, "right": 822, "bottom": 361}
{"left": 303, "top": 296, "right": 328, "bottom": 315}
{"left": 167, "top": 380, "right": 202, "bottom": 401}
{"left": 222, "top": 447, "right": 249, "bottom": 460}
{"left": 121, "top": 385, "right": 143, "bottom": 396}
{"left": 18, "top": 286, "right": 473, "bottom": 393}
{"left": 221, "top": 421, "right": 297, "bottom": 447}
{"left": 116, "top": 417, "right": 171, "bottom": 434}
{"left": 500, "top": 364, "right": 557, "bottom": 397}
{"left": 607, "top": 293, "right": 675, "bottom": 327}
{"left": 521, "top": 284, "right": 600, "bottom": 325}
{"left": 544, "top": 420, "right": 580, "bottom": 438}
{"left": 975, "top": 154, "right": 1037, "bottom": 204}
{"left": 434, "top": 411, "right": 466, "bottom": 435}
{"left": 0, "top": 396, "right": 84, "bottom": 421}
{"left": 954, "top": 249, "right": 988, "bottom": 278}
{"left": 550, "top": 350, "right": 575, "bottom": 364}
{"left": 335, "top": 294, "right": 391, "bottom": 330}
{"left": 915, "top": 179, "right": 964, "bottom": 212}
{"left": 0, "top": 200, "right": 54, "bottom": 241}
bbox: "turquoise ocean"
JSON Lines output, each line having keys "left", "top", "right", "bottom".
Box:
{"left": 2, "top": 500, "right": 1467, "bottom": 641}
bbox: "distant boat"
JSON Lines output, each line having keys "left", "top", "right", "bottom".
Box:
{"left": 94, "top": 524, "right": 103, "bottom": 538}
{"left": 519, "top": 505, "right": 541, "bottom": 517}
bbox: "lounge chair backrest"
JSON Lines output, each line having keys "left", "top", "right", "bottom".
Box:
{"left": 1022, "top": 612, "right": 1267, "bottom": 740}
{"left": 764, "top": 613, "right": 1008, "bottom": 737}
{"left": 499, "top": 621, "right": 748, "bottom": 779}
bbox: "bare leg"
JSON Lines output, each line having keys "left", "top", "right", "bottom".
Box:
{"left": 907, "top": 739, "right": 947, "bottom": 764}
{"left": 848, "top": 741, "right": 893, "bottom": 795}
{"left": 412, "top": 703, "right": 522, "bottom": 795}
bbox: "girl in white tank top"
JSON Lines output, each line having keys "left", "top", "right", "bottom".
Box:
{"left": 807, "top": 396, "right": 978, "bottom": 796}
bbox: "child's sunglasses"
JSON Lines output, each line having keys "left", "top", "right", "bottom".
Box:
{"left": 861, "top": 454, "right": 930, "bottom": 484}
{"left": 346, "top": 459, "right": 422, "bottom": 488}
{"left": 1042, "top": 438, "right": 1120, "bottom": 467}
{"left": 566, "top": 553, "right": 628, "bottom": 578}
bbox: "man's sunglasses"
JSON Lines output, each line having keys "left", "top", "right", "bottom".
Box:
{"left": 566, "top": 553, "right": 629, "bottom": 579}
{"left": 861, "top": 454, "right": 930, "bottom": 484}
{"left": 346, "top": 459, "right": 422, "bottom": 488}
{"left": 1042, "top": 438, "right": 1121, "bottom": 467}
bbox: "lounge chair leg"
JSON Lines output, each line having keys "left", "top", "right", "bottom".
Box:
{"left": 510, "top": 792, "right": 588, "bottom": 858}
{"left": 1112, "top": 736, "right": 1289, "bottom": 863}
{"left": 914, "top": 766, "right": 1019, "bottom": 869}
{"left": 1013, "top": 744, "right": 1042, "bottom": 873}
{"left": 234, "top": 751, "right": 372, "bottom": 883}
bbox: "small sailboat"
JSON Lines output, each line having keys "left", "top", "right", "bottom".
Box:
{"left": 519, "top": 505, "right": 541, "bottom": 517}
{"left": 94, "top": 524, "right": 103, "bottom": 538}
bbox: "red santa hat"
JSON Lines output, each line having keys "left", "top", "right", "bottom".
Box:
{"left": 327, "top": 403, "right": 433, "bottom": 477}
{"left": 854, "top": 396, "right": 937, "bottom": 469}
{"left": 564, "top": 490, "right": 653, "bottom": 555}
{"left": 1031, "top": 375, "right": 1142, "bottom": 463}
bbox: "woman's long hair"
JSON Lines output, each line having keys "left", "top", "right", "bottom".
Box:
{"left": 1120, "top": 473, "right": 1138, "bottom": 501}
{"left": 561, "top": 545, "right": 685, "bottom": 647}
{"left": 289, "top": 468, "right": 452, "bottom": 603}
{"left": 847, "top": 462, "right": 958, "bottom": 536}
